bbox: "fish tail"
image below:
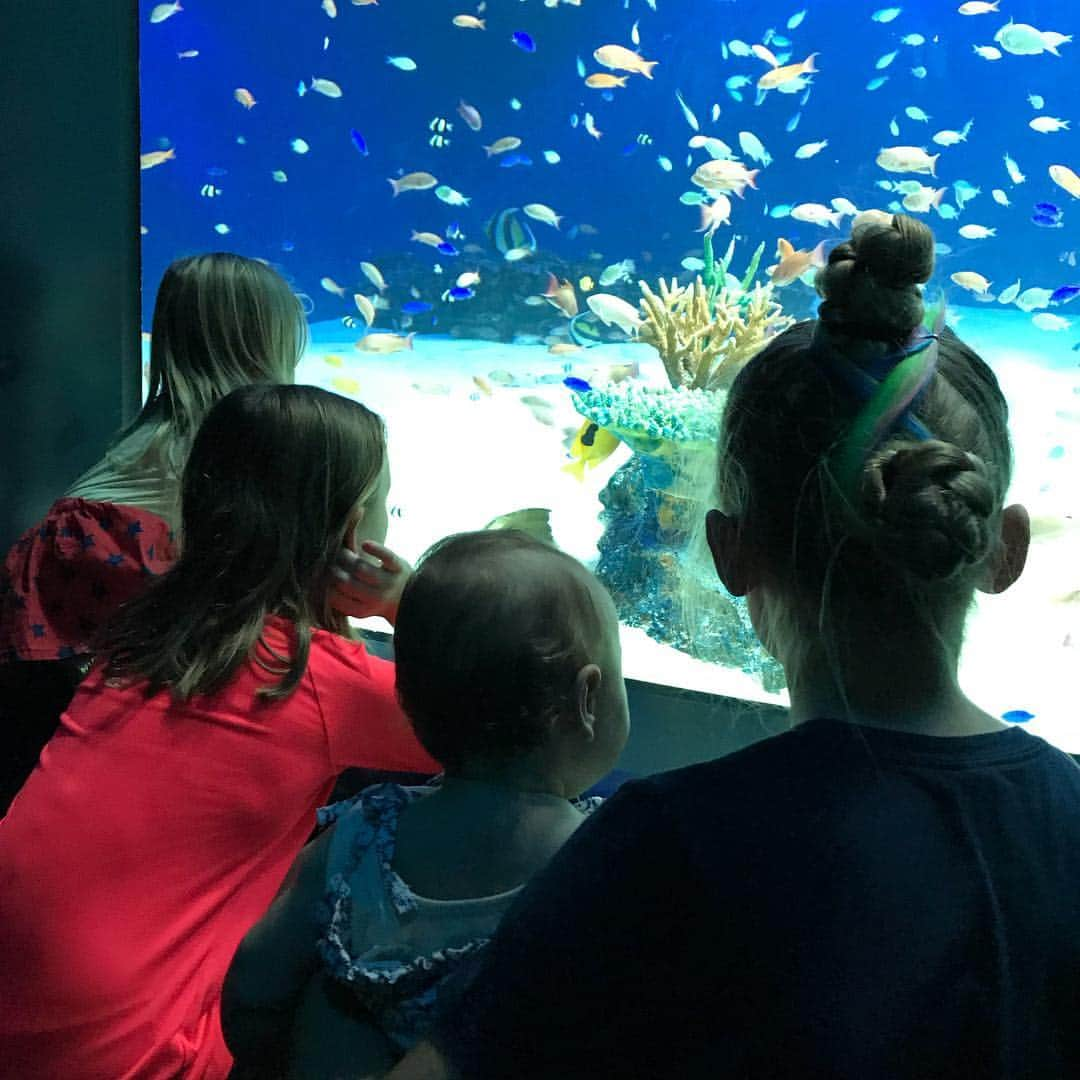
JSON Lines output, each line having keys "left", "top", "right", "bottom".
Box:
{"left": 745, "top": 169, "right": 760, "bottom": 190}
{"left": 482, "top": 144, "right": 493, "bottom": 157}
{"left": 929, "top": 154, "right": 940, "bottom": 178}
{"left": 803, "top": 52, "right": 819, "bottom": 74}
{"left": 387, "top": 177, "right": 400, "bottom": 196}
{"left": 562, "top": 459, "right": 587, "bottom": 482}
{"left": 640, "top": 61, "right": 659, "bottom": 79}
{"left": 405, "top": 333, "right": 415, "bottom": 350}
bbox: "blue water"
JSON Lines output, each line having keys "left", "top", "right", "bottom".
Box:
{"left": 140, "top": 0, "right": 1079, "bottom": 329}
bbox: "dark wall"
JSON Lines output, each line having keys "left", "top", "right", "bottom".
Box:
{"left": 0, "top": 2, "right": 141, "bottom": 551}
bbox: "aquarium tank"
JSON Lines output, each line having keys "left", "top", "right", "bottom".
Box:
{"left": 139, "top": 0, "right": 1078, "bottom": 748}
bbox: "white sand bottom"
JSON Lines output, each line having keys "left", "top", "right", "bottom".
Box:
{"left": 297, "top": 306, "right": 1080, "bottom": 753}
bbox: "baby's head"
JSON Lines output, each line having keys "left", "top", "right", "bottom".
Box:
{"left": 145, "top": 253, "right": 308, "bottom": 458}
{"left": 711, "top": 213, "right": 1026, "bottom": 685}
{"left": 394, "top": 532, "right": 628, "bottom": 795}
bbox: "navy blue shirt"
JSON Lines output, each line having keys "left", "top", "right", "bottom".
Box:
{"left": 431, "top": 719, "right": 1080, "bottom": 1079}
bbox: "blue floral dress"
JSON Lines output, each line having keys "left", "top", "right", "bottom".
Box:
{"left": 314, "top": 782, "right": 602, "bottom": 1051}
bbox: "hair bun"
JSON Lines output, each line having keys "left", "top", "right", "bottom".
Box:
{"left": 816, "top": 213, "right": 935, "bottom": 341}
{"left": 860, "top": 440, "right": 996, "bottom": 581}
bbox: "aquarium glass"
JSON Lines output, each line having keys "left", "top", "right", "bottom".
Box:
{"left": 140, "top": 0, "right": 1079, "bottom": 749}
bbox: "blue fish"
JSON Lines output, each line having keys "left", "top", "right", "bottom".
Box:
{"left": 1035, "top": 201, "right": 1062, "bottom": 217}
{"left": 866, "top": 76, "right": 889, "bottom": 91}
{"left": 499, "top": 153, "right": 533, "bottom": 168}
{"left": 280, "top": 241, "right": 295, "bottom": 252}
{"left": 437, "top": 241, "right": 459, "bottom": 256}
{"left": 511, "top": 30, "right": 536, "bottom": 52}
{"left": 206, "top": 166, "right": 228, "bottom": 177}
{"left": 1032, "top": 214, "right": 1064, "bottom": 228}
{"left": 401, "top": 301, "right": 433, "bottom": 315}
{"left": 786, "top": 112, "right": 802, "bottom": 132}
{"left": 448, "top": 286, "right": 475, "bottom": 301}
{"left": 1001, "top": 709, "right": 1035, "bottom": 723}
{"left": 563, "top": 376, "right": 592, "bottom": 393}
{"left": 350, "top": 129, "right": 369, "bottom": 156}
{"left": 1050, "top": 285, "right": 1080, "bottom": 304}
{"left": 621, "top": 142, "right": 641, "bottom": 156}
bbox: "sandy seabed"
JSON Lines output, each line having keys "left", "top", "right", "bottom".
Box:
{"left": 296, "top": 304, "right": 1080, "bottom": 754}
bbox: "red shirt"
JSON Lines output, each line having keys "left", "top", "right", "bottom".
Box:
{"left": 0, "top": 617, "right": 438, "bottom": 1079}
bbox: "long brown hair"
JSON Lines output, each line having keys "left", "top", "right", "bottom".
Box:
{"left": 101, "top": 385, "right": 386, "bottom": 701}
{"left": 128, "top": 253, "right": 307, "bottom": 474}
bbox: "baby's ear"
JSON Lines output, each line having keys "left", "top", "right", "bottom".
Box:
{"left": 573, "top": 663, "right": 603, "bottom": 739}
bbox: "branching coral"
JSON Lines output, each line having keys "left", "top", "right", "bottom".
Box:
{"left": 638, "top": 275, "right": 793, "bottom": 392}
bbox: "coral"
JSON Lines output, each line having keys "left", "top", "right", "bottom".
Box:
{"left": 637, "top": 239, "right": 794, "bottom": 392}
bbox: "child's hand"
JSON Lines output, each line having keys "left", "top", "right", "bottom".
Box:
{"left": 329, "top": 541, "right": 412, "bottom": 625}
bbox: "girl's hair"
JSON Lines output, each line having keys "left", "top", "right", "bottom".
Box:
{"left": 131, "top": 253, "right": 307, "bottom": 473}
{"left": 100, "top": 384, "right": 386, "bottom": 701}
{"left": 716, "top": 214, "right": 1012, "bottom": 676}
{"left": 394, "top": 532, "right": 609, "bottom": 774}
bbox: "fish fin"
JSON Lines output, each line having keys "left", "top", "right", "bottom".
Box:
{"left": 562, "top": 459, "right": 587, "bottom": 482}
{"left": 387, "top": 178, "right": 400, "bottom": 196}
{"left": 640, "top": 60, "right": 659, "bottom": 79}
{"left": 810, "top": 239, "right": 828, "bottom": 266}
{"left": 777, "top": 237, "right": 794, "bottom": 257}
{"left": 803, "top": 52, "right": 819, "bottom": 73}
{"left": 929, "top": 154, "right": 940, "bottom": 177}
{"left": 405, "top": 333, "right": 415, "bottom": 350}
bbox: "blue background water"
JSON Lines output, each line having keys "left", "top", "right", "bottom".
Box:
{"left": 140, "top": 0, "right": 1079, "bottom": 329}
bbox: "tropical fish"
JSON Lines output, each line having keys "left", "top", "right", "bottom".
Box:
{"left": 360, "top": 262, "right": 388, "bottom": 292}
{"left": 401, "top": 301, "right": 433, "bottom": 315}
{"left": 738, "top": 131, "right": 772, "bottom": 166}
{"left": 871, "top": 7, "right": 903, "bottom": 22}
{"left": 521, "top": 396, "right": 556, "bottom": 426}
{"left": 322, "top": 0, "right": 337, "bottom": 16}
{"left": 598, "top": 259, "right": 636, "bottom": 286}
{"left": 354, "top": 294, "right": 376, "bottom": 326}
{"left": 994, "top": 22, "right": 1066, "bottom": 56}
{"left": 504, "top": 247, "right": 534, "bottom": 262}
{"left": 483, "top": 136, "right": 522, "bottom": 156}
{"left": 524, "top": 203, "right": 562, "bottom": 229}
{"left": 585, "top": 73, "right": 628, "bottom": 89}
{"left": 594, "top": 44, "right": 658, "bottom": 78}
{"left": 309, "top": 77, "right": 342, "bottom": 98}
{"left": 355, "top": 332, "right": 415, "bottom": 353}
{"left": 902, "top": 184, "right": 947, "bottom": 213}
{"left": 876, "top": 146, "right": 939, "bottom": 175}
{"left": 866, "top": 77, "right": 889, "bottom": 91}
{"left": 691, "top": 159, "right": 760, "bottom": 196}
{"left": 543, "top": 274, "right": 579, "bottom": 317}
{"left": 177, "top": 50, "right": 199, "bottom": 59}
{"left": 1030, "top": 117, "right": 1070, "bottom": 134}
{"left": 586, "top": 294, "right": 642, "bottom": 336}
{"left": 563, "top": 377, "right": 592, "bottom": 393}
{"left": 933, "top": 119, "right": 974, "bottom": 146}
{"left": 958, "top": 224, "right": 996, "bottom": 239}
{"left": 905, "top": 106, "right": 931, "bottom": 122}
{"left": 447, "top": 286, "right": 475, "bottom": 301}
{"left": 453, "top": 14, "right": 485, "bottom": 29}
{"left": 563, "top": 421, "right": 621, "bottom": 481}
{"left": 584, "top": 113, "right": 602, "bottom": 140}
{"left": 1028, "top": 94, "right": 1045, "bottom": 109}
{"left": 1033, "top": 312, "right": 1071, "bottom": 331}
{"left": 487, "top": 208, "right": 537, "bottom": 255}
{"left": 1050, "top": 285, "right": 1080, "bottom": 304}
{"left": 795, "top": 140, "right": 828, "bottom": 159}
{"left": 1004, "top": 154, "right": 1026, "bottom": 184}
{"left": 140, "top": 148, "right": 176, "bottom": 170}
{"left": 387, "top": 171, "right": 437, "bottom": 196}
{"left": 697, "top": 195, "right": 733, "bottom": 236}
{"left": 290, "top": 138, "right": 310, "bottom": 154}
{"left": 792, "top": 203, "right": 843, "bottom": 228}
{"left": 349, "top": 129, "right": 369, "bottom": 155}
{"left": 959, "top": 1, "right": 1000, "bottom": 13}
{"left": 321, "top": 277, "right": 347, "bottom": 297}
{"left": 769, "top": 238, "right": 827, "bottom": 285}
{"left": 1001, "top": 709, "right": 1035, "bottom": 723}
{"left": 435, "top": 185, "right": 470, "bottom": 206}
{"left": 998, "top": 280, "right": 1021, "bottom": 304}
{"left": 951, "top": 271, "right": 992, "bottom": 294}
{"left": 511, "top": 30, "right": 536, "bottom": 53}
{"left": 758, "top": 53, "right": 819, "bottom": 91}
{"left": 457, "top": 100, "right": 482, "bottom": 131}
{"left": 386, "top": 56, "right": 418, "bottom": 71}
{"left": 411, "top": 230, "right": 444, "bottom": 248}
{"left": 1050, "top": 164, "right": 1080, "bottom": 198}
{"left": 543, "top": 150, "right": 561, "bottom": 164}
{"left": 1016, "top": 287, "right": 1054, "bottom": 310}
{"left": 149, "top": 2, "right": 182, "bottom": 23}
{"left": 271, "top": 170, "right": 288, "bottom": 183}
{"left": 234, "top": 87, "right": 256, "bottom": 109}
{"left": 972, "top": 45, "right": 1002, "bottom": 60}
{"left": 499, "top": 153, "right": 533, "bottom": 168}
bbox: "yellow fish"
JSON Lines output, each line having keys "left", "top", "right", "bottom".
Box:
{"left": 331, "top": 376, "right": 361, "bottom": 396}
{"left": 356, "top": 332, "right": 415, "bottom": 354}
{"left": 360, "top": 262, "right": 388, "bottom": 292}
{"left": 149, "top": 2, "right": 182, "bottom": 23}
{"left": 757, "top": 53, "right": 819, "bottom": 90}
{"left": 310, "top": 77, "right": 343, "bottom": 98}
{"left": 769, "top": 238, "right": 827, "bottom": 286}
{"left": 585, "top": 73, "right": 629, "bottom": 89}
{"left": 411, "top": 230, "right": 444, "bottom": 247}
{"left": 578, "top": 275, "right": 595, "bottom": 292}
{"left": 951, "top": 271, "right": 992, "bottom": 294}
{"left": 472, "top": 375, "right": 493, "bottom": 396}
{"left": 543, "top": 274, "right": 579, "bottom": 318}
{"left": 140, "top": 148, "right": 176, "bottom": 170}
{"left": 452, "top": 14, "right": 485, "bottom": 29}
{"left": 563, "top": 421, "right": 621, "bottom": 481}
{"left": 323, "top": 353, "right": 345, "bottom": 367}
{"left": 234, "top": 87, "right": 257, "bottom": 109}
{"left": 320, "top": 276, "right": 347, "bottom": 297}
{"left": 387, "top": 171, "right": 438, "bottom": 196}
{"left": 1049, "top": 164, "right": 1080, "bottom": 199}
{"left": 548, "top": 342, "right": 582, "bottom": 355}
{"left": 593, "top": 44, "right": 658, "bottom": 78}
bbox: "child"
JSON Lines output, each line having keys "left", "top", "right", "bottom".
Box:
{"left": 0, "top": 253, "right": 306, "bottom": 809}
{"left": 383, "top": 214, "right": 1080, "bottom": 1079}
{"left": 0, "top": 385, "right": 440, "bottom": 1080}
{"left": 221, "top": 530, "right": 630, "bottom": 1079}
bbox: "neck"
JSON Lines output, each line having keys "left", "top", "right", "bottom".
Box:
{"left": 439, "top": 767, "right": 578, "bottom": 802}
{"left": 784, "top": 647, "right": 1007, "bottom": 736}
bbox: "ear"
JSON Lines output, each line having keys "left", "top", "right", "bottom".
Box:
{"left": 343, "top": 503, "right": 366, "bottom": 553}
{"left": 978, "top": 503, "right": 1030, "bottom": 595}
{"left": 572, "top": 663, "right": 603, "bottom": 742}
{"left": 706, "top": 509, "right": 755, "bottom": 597}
